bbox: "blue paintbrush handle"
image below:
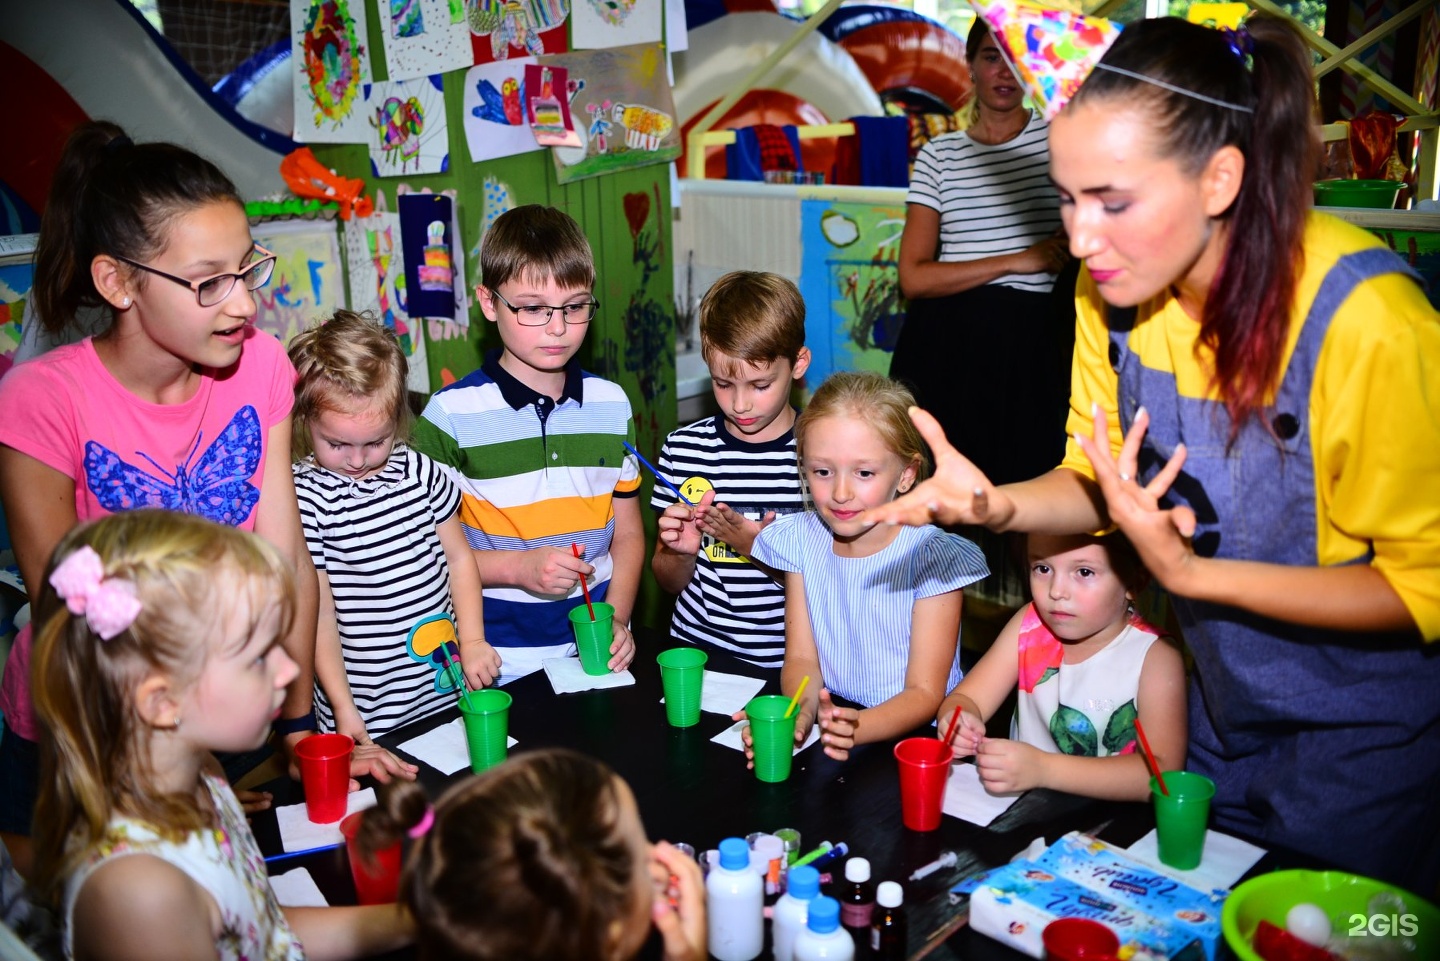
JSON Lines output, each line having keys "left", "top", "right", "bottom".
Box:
{"left": 622, "top": 441, "right": 694, "bottom": 505}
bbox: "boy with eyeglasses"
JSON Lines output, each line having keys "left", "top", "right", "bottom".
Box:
{"left": 412, "top": 205, "right": 642, "bottom": 681}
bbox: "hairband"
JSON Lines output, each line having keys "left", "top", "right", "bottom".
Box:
{"left": 50, "top": 546, "right": 142, "bottom": 641}
{"left": 408, "top": 806, "right": 435, "bottom": 839}
{"left": 1222, "top": 26, "right": 1254, "bottom": 67}
{"left": 1092, "top": 63, "right": 1256, "bottom": 113}
{"left": 104, "top": 134, "right": 133, "bottom": 155}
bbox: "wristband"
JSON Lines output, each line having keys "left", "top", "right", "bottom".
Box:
{"left": 271, "top": 710, "right": 317, "bottom": 737}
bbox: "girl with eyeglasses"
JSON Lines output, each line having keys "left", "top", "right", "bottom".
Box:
{"left": 0, "top": 122, "right": 402, "bottom": 877}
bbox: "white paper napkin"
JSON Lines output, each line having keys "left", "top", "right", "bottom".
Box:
{"left": 542, "top": 656, "right": 637, "bottom": 694}
{"left": 275, "top": 787, "right": 377, "bottom": 853}
{"left": 942, "top": 762, "right": 1023, "bottom": 827}
{"left": 660, "top": 670, "right": 766, "bottom": 717}
{"left": 268, "top": 867, "right": 329, "bottom": 907}
{"left": 711, "top": 719, "right": 822, "bottom": 755}
{"left": 1126, "top": 828, "right": 1267, "bottom": 891}
{"left": 395, "top": 718, "right": 519, "bottom": 776}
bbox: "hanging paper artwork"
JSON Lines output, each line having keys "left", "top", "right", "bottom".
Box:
{"left": 461, "top": 58, "right": 545, "bottom": 162}
{"left": 541, "top": 43, "right": 679, "bottom": 183}
{"left": 398, "top": 192, "right": 460, "bottom": 320}
{"left": 367, "top": 75, "right": 451, "bottom": 177}
{"left": 466, "top": 0, "right": 570, "bottom": 63}
{"left": 969, "top": 0, "right": 1121, "bottom": 120}
{"left": 571, "top": 0, "right": 659, "bottom": 50}
{"left": 291, "top": 0, "right": 372, "bottom": 143}
{"left": 524, "top": 64, "right": 584, "bottom": 148}
{"left": 344, "top": 194, "right": 430, "bottom": 393}
{"left": 247, "top": 220, "right": 347, "bottom": 348}
{"left": 382, "top": 0, "right": 472, "bottom": 81}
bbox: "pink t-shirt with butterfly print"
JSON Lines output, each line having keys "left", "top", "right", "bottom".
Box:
{"left": 0, "top": 328, "right": 295, "bottom": 741}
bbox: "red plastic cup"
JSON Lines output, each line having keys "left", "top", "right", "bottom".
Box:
{"left": 1042, "top": 918, "right": 1121, "bottom": 961}
{"left": 294, "top": 733, "right": 353, "bottom": 824}
{"left": 894, "top": 737, "right": 954, "bottom": 831}
{"left": 339, "top": 812, "right": 401, "bottom": 905}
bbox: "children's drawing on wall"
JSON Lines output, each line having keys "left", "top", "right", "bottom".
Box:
{"left": 367, "top": 75, "right": 450, "bottom": 177}
{"left": 0, "top": 263, "right": 33, "bottom": 381}
{"left": 799, "top": 200, "right": 907, "bottom": 387}
{"left": 291, "top": 0, "right": 372, "bottom": 143}
{"left": 571, "top": 0, "right": 659, "bottom": 49}
{"left": 398, "top": 191, "right": 468, "bottom": 323}
{"left": 249, "top": 221, "right": 346, "bottom": 348}
{"left": 462, "top": 58, "right": 544, "bottom": 161}
{"left": 344, "top": 192, "right": 430, "bottom": 393}
{"left": 381, "top": 0, "right": 472, "bottom": 80}
{"left": 616, "top": 185, "right": 672, "bottom": 408}
{"left": 466, "top": 0, "right": 570, "bottom": 62}
{"left": 541, "top": 43, "right": 678, "bottom": 183}
{"left": 524, "top": 64, "right": 584, "bottom": 148}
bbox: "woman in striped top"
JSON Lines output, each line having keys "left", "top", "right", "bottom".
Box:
{"left": 747, "top": 373, "right": 988, "bottom": 762}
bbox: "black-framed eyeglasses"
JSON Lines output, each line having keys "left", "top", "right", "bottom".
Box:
{"left": 490, "top": 288, "right": 599, "bottom": 326}
{"left": 116, "top": 243, "right": 277, "bottom": 308}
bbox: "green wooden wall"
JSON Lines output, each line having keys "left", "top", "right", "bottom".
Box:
{"left": 312, "top": 4, "right": 679, "bottom": 630}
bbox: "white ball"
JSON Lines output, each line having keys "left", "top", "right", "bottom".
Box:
{"left": 1285, "top": 902, "right": 1332, "bottom": 947}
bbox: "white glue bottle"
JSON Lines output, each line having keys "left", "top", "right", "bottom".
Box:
{"left": 707, "top": 836, "right": 764, "bottom": 961}
{"left": 772, "top": 864, "right": 822, "bottom": 961}
{"left": 793, "top": 895, "right": 856, "bottom": 961}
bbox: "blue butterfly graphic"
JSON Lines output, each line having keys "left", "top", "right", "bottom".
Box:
{"left": 84, "top": 405, "right": 263, "bottom": 526}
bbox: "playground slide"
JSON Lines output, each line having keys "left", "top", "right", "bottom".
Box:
{"left": 0, "top": 0, "right": 293, "bottom": 206}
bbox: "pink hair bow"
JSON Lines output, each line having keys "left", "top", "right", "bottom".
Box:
{"left": 49, "top": 546, "right": 142, "bottom": 641}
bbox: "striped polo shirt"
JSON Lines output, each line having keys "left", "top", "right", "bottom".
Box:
{"left": 750, "top": 512, "right": 988, "bottom": 708}
{"left": 412, "top": 351, "right": 640, "bottom": 654}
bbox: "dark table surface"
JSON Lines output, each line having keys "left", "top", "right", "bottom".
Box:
{"left": 251, "top": 630, "right": 1280, "bottom": 960}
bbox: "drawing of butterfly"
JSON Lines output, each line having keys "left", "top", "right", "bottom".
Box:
{"left": 84, "top": 405, "right": 263, "bottom": 526}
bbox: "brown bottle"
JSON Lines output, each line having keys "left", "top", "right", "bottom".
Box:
{"left": 869, "top": 881, "right": 906, "bottom": 960}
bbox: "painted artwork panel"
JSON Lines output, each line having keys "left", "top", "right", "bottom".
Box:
{"left": 798, "top": 198, "right": 907, "bottom": 389}
{"left": 366, "top": 76, "right": 451, "bottom": 178}
{"left": 381, "top": 0, "right": 473, "bottom": 81}
{"left": 248, "top": 220, "right": 346, "bottom": 348}
{"left": 466, "top": 0, "right": 570, "bottom": 62}
{"left": 0, "top": 262, "right": 34, "bottom": 383}
{"left": 571, "top": 0, "right": 660, "bottom": 49}
{"left": 541, "top": 43, "right": 679, "bottom": 184}
{"left": 291, "top": 0, "right": 372, "bottom": 143}
{"left": 344, "top": 198, "right": 430, "bottom": 393}
{"left": 461, "top": 58, "right": 544, "bottom": 161}
{"left": 398, "top": 192, "right": 458, "bottom": 320}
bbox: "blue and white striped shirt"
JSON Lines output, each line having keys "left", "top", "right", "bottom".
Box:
{"left": 750, "top": 512, "right": 989, "bottom": 708}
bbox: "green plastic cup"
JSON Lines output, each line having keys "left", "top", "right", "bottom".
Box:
{"left": 657, "top": 648, "right": 708, "bottom": 727}
{"left": 458, "top": 688, "right": 512, "bottom": 773}
{"left": 1151, "top": 771, "right": 1215, "bottom": 870}
{"left": 569, "top": 601, "right": 615, "bottom": 676}
{"left": 746, "top": 694, "right": 798, "bottom": 783}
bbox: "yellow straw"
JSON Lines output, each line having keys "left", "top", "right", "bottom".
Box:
{"left": 784, "top": 676, "right": 810, "bottom": 719}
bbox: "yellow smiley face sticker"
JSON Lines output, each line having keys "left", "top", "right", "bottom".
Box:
{"left": 679, "top": 476, "right": 712, "bottom": 504}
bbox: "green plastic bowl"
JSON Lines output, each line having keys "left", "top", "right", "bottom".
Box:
{"left": 1222, "top": 869, "right": 1440, "bottom": 961}
{"left": 1313, "top": 179, "right": 1402, "bottom": 208}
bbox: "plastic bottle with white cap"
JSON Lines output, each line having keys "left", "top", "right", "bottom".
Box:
{"left": 772, "top": 864, "right": 821, "bottom": 961}
{"left": 793, "top": 895, "right": 855, "bottom": 960}
{"left": 707, "top": 837, "right": 764, "bottom": 960}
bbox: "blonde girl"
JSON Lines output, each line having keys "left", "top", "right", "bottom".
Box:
{"left": 354, "top": 748, "right": 704, "bottom": 961}
{"left": 31, "top": 509, "right": 411, "bottom": 960}
{"left": 289, "top": 311, "right": 498, "bottom": 748}
{"left": 745, "top": 372, "right": 989, "bottom": 761}
{"left": 937, "top": 531, "right": 1187, "bottom": 801}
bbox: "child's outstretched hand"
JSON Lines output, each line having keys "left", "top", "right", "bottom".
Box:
{"left": 609, "top": 620, "right": 636, "bottom": 672}
{"left": 657, "top": 489, "right": 715, "bottom": 555}
{"left": 460, "top": 636, "right": 503, "bottom": 689}
{"left": 816, "top": 688, "right": 859, "bottom": 761}
{"left": 651, "top": 841, "right": 707, "bottom": 961}
{"left": 351, "top": 738, "right": 420, "bottom": 786}
{"left": 729, "top": 702, "right": 815, "bottom": 769}
{"left": 942, "top": 709, "right": 986, "bottom": 759}
{"left": 695, "top": 501, "right": 775, "bottom": 556}
{"left": 520, "top": 545, "right": 592, "bottom": 596}
{"left": 974, "top": 736, "right": 1044, "bottom": 794}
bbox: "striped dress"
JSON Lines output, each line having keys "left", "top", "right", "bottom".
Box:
{"left": 294, "top": 444, "right": 462, "bottom": 735}
{"left": 650, "top": 414, "right": 808, "bottom": 668}
{"left": 750, "top": 512, "right": 988, "bottom": 707}
{"left": 412, "top": 352, "right": 640, "bottom": 680}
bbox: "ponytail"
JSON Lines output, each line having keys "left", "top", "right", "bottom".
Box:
{"left": 31, "top": 122, "right": 242, "bottom": 337}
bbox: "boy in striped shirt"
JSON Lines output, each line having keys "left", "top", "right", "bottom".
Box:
{"left": 651, "top": 272, "right": 812, "bottom": 669}
{"left": 413, "top": 205, "right": 642, "bottom": 682}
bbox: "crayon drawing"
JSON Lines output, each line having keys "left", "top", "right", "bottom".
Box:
{"left": 291, "top": 0, "right": 372, "bottom": 143}
{"left": 344, "top": 196, "right": 430, "bottom": 393}
{"left": 381, "top": 0, "right": 472, "bottom": 80}
{"left": 248, "top": 221, "right": 346, "bottom": 348}
{"left": 367, "top": 75, "right": 450, "bottom": 178}
{"left": 571, "top": 0, "right": 659, "bottom": 49}
{"left": 466, "top": 0, "right": 570, "bottom": 62}
{"left": 461, "top": 58, "right": 544, "bottom": 162}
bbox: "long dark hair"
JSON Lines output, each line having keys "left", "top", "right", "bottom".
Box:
{"left": 31, "top": 121, "right": 242, "bottom": 336}
{"left": 1071, "top": 16, "right": 1317, "bottom": 440}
